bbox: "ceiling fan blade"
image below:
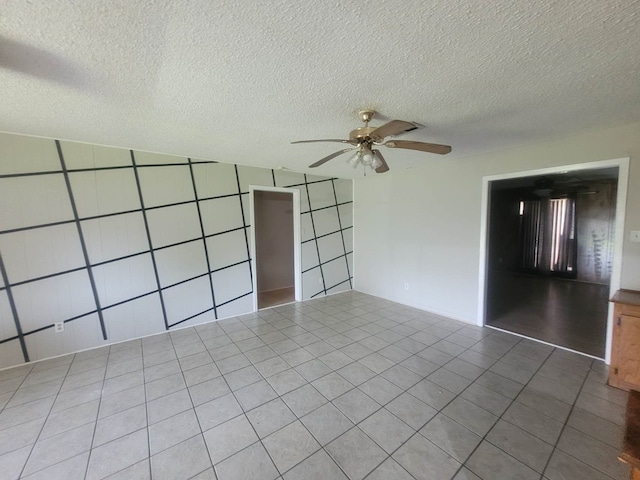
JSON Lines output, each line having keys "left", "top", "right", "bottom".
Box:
{"left": 369, "top": 120, "right": 420, "bottom": 140}
{"left": 384, "top": 140, "right": 451, "bottom": 155}
{"left": 373, "top": 150, "right": 389, "bottom": 173}
{"left": 309, "top": 148, "right": 355, "bottom": 168}
{"left": 292, "top": 139, "right": 356, "bottom": 145}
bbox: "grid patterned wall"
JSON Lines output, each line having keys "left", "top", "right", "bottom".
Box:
{"left": 0, "top": 133, "right": 353, "bottom": 368}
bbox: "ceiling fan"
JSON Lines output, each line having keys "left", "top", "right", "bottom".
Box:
{"left": 291, "top": 109, "right": 451, "bottom": 173}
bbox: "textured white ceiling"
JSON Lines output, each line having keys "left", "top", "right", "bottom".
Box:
{"left": 2, "top": 0, "right": 639, "bottom": 178}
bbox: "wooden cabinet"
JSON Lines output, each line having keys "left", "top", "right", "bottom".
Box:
{"left": 610, "top": 289, "right": 640, "bottom": 391}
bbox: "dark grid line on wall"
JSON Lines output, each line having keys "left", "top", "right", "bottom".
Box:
{"left": 1, "top": 307, "right": 102, "bottom": 343}
{"left": 162, "top": 272, "right": 211, "bottom": 291}
{"left": 69, "top": 161, "right": 219, "bottom": 172}
{"left": 302, "top": 226, "right": 353, "bottom": 243}
{"left": 332, "top": 179, "right": 353, "bottom": 289}
{"left": 57, "top": 140, "right": 108, "bottom": 341}
{"left": 0, "top": 196, "right": 238, "bottom": 236}
{"left": 0, "top": 219, "right": 77, "bottom": 236}
{"left": 304, "top": 174, "right": 327, "bottom": 296}
{"left": 234, "top": 165, "right": 254, "bottom": 286}
{"left": 301, "top": 251, "right": 354, "bottom": 274}
{"left": 0, "top": 189, "right": 350, "bottom": 237}
{"left": 0, "top": 160, "right": 218, "bottom": 180}
{"left": 0, "top": 182, "right": 346, "bottom": 310}
{"left": 303, "top": 266, "right": 323, "bottom": 298}
{"left": 311, "top": 278, "right": 352, "bottom": 298}
{"left": 130, "top": 150, "right": 170, "bottom": 331}
{"left": 0, "top": 335, "right": 19, "bottom": 346}
{"left": 155, "top": 259, "right": 249, "bottom": 291}
{"left": 0, "top": 253, "right": 29, "bottom": 361}
{"left": 169, "top": 306, "right": 216, "bottom": 329}
{"left": 276, "top": 178, "right": 337, "bottom": 189}
{"left": 217, "top": 291, "right": 253, "bottom": 308}
{"left": 0, "top": 138, "right": 353, "bottom": 367}
{"left": 0, "top": 170, "right": 63, "bottom": 179}
{"left": 300, "top": 200, "right": 353, "bottom": 215}
{"left": 6, "top": 266, "right": 89, "bottom": 289}
{"left": 0, "top": 239, "right": 253, "bottom": 294}
{"left": 188, "top": 158, "right": 218, "bottom": 320}
{"left": 0, "top": 257, "right": 258, "bottom": 343}
{"left": 10, "top": 289, "right": 209, "bottom": 343}
{"left": 102, "top": 290, "right": 158, "bottom": 312}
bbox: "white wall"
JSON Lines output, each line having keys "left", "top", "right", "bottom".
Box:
{"left": 0, "top": 133, "right": 353, "bottom": 369}
{"left": 354, "top": 120, "right": 640, "bottom": 323}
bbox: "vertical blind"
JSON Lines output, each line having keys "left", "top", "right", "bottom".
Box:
{"left": 519, "top": 200, "right": 544, "bottom": 270}
{"left": 518, "top": 197, "right": 577, "bottom": 276}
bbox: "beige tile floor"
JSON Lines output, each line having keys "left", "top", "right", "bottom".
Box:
{"left": 0, "top": 291, "right": 630, "bottom": 479}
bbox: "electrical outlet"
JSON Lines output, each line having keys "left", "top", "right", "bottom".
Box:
{"left": 404, "top": 283, "right": 409, "bottom": 290}
{"left": 54, "top": 322, "right": 64, "bottom": 333}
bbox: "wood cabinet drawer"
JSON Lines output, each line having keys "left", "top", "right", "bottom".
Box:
{"left": 610, "top": 290, "right": 640, "bottom": 391}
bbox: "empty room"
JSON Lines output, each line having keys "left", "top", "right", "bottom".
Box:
{"left": 1, "top": 1, "right": 640, "bottom": 480}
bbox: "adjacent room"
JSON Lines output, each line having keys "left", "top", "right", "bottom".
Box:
{"left": 1, "top": 1, "right": 639, "bottom": 480}
{"left": 485, "top": 168, "right": 620, "bottom": 358}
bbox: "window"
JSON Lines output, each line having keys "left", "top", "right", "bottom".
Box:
{"left": 519, "top": 197, "right": 576, "bottom": 276}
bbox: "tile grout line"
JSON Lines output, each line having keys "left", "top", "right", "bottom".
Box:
{"left": 159, "top": 330, "right": 215, "bottom": 479}
{"left": 318, "top": 320, "right": 491, "bottom": 479}
{"left": 194, "top": 305, "right": 465, "bottom": 478}
{"left": 317, "top": 322, "right": 536, "bottom": 478}
{"left": 141, "top": 341, "right": 153, "bottom": 480}
{"left": 446, "top": 336, "right": 557, "bottom": 479}
{"left": 0, "top": 293, "right": 617, "bottom": 480}
{"left": 232, "top": 302, "right": 529, "bottom": 478}
{"left": 3, "top": 298, "right": 340, "bottom": 475}
{"left": 191, "top": 324, "right": 287, "bottom": 478}
{"left": 81, "top": 346, "right": 111, "bottom": 479}
{"left": 191, "top": 301, "right": 369, "bottom": 476}
{"left": 16, "top": 355, "right": 76, "bottom": 478}
{"left": 314, "top": 309, "right": 487, "bottom": 478}
{"left": 199, "top": 307, "right": 368, "bottom": 479}
{"left": 537, "top": 358, "right": 617, "bottom": 479}
{"left": 212, "top": 306, "right": 335, "bottom": 476}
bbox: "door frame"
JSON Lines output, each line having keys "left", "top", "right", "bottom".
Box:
{"left": 249, "top": 185, "right": 302, "bottom": 311}
{"left": 477, "top": 157, "right": 630, "bottom": 363}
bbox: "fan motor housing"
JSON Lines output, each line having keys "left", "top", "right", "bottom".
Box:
{"left": 349, "top": 127, "right": 377, "bottom": 143}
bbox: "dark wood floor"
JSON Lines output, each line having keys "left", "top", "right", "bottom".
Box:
{"left": 486, "top": 270, "right": 609, "bottom": 358}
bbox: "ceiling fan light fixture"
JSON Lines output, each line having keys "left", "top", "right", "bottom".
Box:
{"left": 371, "top": 153, "right": 383, "bottom": 170}
{"left": 347, "top": 150, "right": 361, "bottom": 168}
{"left": 361, "top": 146, "right": 374, "bottom": 166}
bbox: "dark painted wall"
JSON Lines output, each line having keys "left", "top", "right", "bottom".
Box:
{"left": 576, "top": 183, "right": 617, "bottom": 284}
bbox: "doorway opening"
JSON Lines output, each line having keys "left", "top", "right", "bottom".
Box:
{"left": 478, "top": 158, "right": 629, "bottom": 361}
{"left": 250, "top": 186, "right": 301, "bottom": 310}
